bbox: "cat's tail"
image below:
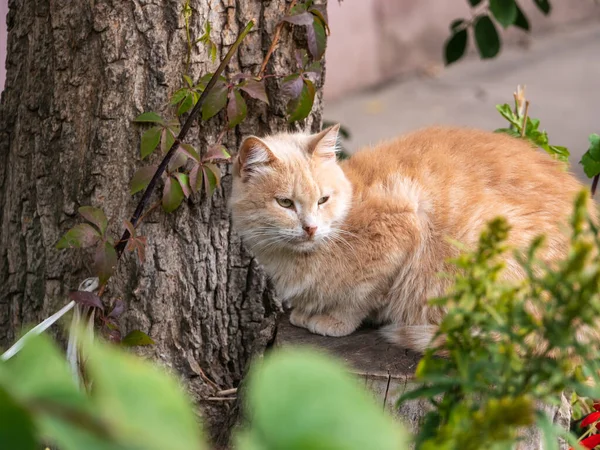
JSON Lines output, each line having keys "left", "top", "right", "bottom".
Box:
{"left": 381, "top": 324, "right": 444, "bottom": 354}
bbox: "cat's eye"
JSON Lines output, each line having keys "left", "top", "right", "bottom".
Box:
{"left": 318, "top": 196, "right": 330, "bottom": 205}
{"left": 276, "top": 198, "right": 294, "bottom": 209}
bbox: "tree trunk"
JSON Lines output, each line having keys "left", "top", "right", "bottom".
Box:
{"left": 0, "top": 0, "right": 325, "bottom": 441}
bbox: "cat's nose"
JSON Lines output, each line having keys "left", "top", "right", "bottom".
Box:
{"left": 303, "top": 225, "right": 318, "bottom": 238}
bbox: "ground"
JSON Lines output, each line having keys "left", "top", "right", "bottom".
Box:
{"left": 324, "top": 21, "right": 600, "bottom": 183}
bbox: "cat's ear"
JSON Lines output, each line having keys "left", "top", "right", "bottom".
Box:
{"left": 236, "top": 136, "right": 277, "bottom": 181}
{"left": 308, "top": 124, "right": 340, "bottom": 162}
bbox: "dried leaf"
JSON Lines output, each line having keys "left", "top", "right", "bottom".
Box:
{"left": 201, "top": 80, "right": 228, "bottom": 121}
{"left": 69, "top": 291, "right": 104, "bottom": 311}
{"left": 133, "top": 112, "right": 164, "bottom": 124}
{"left": 227, "top": 89, "right": 248, "bottom": 128}
{"left": 162, "top": 177, "right": 185, "bottom": 213}
{"left": 94, "top": 241, "right": 117, "bottom": 286}
{"left": 121, "top": 330, "right": 155, "bottom": 347}
{"left": 56, "top": 223, "right": 101, "bottom": 249}
{"left": 123, "top": 220, "right": 136, "bottom": 238}
{"left": 240, "top": 79, "right": 269, "bottom": 104}
{"left": 130, "top": 165, "right": 158, "bottom": 195}
{"left": 141, "top": 126, "right": 162, "bottom": 159}
{"left": 78, "top": 206, "right": 108, "bottom": 235}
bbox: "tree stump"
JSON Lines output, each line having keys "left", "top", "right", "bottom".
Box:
{"left": 274, "top": 313, "right": 571, "bottom": 450}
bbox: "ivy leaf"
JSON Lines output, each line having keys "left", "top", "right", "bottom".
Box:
{"left": 94, "top": 241, "right": 117, "bottom": 286}
{"left": 513, "top": 2, "right": 530, "bottom": 31}
{"left": 123, "top": 220, "right": 136, "bottom": 238}
{"left": 56, "top": 224, "right": 101, "bottom": 249}
{"left": 179, "top": 143, "right": 201, "bottom": 162}
{"left": 130, "top": 165, "right": 158, "bottom": 195}
{"left": 444, "top": 29, "right": 468, "bottom": 65}
{"left": 283, "top": 12, "right": 315, "bottom": 26}
{"left": 170, "top": 88, "right": 187, "bottom": 106}
{"left": 282, "top": 74, "right": 304, "bottom": 99}
{"left": 580, "top": 134, "right": 600, "bottom": 178}
{"left": 474, "top": 15, "right": 501, "bottom": 59}
{"left": 190, "top": 165, "right": 201, "bottom": 194}
{"left": 240, "top": 79, "right": 269, "bottom": 104}
{"left": 141, "top": 126, "right": 162, "bottom": 159}
{"left": 306, "top": 16, "right": 327, "bottom": 60}
{"left": 227, "top": 89, "right": 248, "bottom": 128}
{"left": 202, "top": 163, "right": 220, "bottom": 196}
{"left": 183, "top": 75, "right": 193, "bottom": 88}
{"left": 161, "top": 128, "right": 176, "bottom": 154}
{"left": 168, "top": 150, "right": 187, "bottom": 172}
{"left": 174, "top": 173, "right": 191, "bottom": 198}
{"left": 309, "top": 5, "right": 329, "bottom": 33}
{"left": 133, "top": 112, "right": 164, "bottom": 124}
{"left": 534, "top": 0, "right": 551, "bottom": 15}
{"left": 489, "top": 0, "right": 517, "bottom": 28}
{"left": 177, "top": 92, "right": 195, "bottom": 116}
{"left": 287, "top": 79, "right": 316, "bottom": 123}
{"left": 78, "top": 206, "right": 108, "bottom": 236}
{"left": 121, "top": 330, "right": 155, "bottom": 347}
{"left": 162, "top": 177, "right": 185, "bottom": 213}
{"left": 68, "top": 291, "right": 104, "bottom": 311}
{"left": 201, "top": 80, "right": 228, "bottom": 120}
{"left": 204, "top": 144, "right": 230, "bottom": 161}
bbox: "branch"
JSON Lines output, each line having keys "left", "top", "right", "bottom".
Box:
{"left": 258, "top": 0, "right": 298, "bottom": 79}
{"left": 114, "top": 20, "right": 255, "bottom": 260}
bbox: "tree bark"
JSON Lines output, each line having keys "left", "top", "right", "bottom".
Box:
{"left": 0, "top": 0, "right": 325, "bottom": 441}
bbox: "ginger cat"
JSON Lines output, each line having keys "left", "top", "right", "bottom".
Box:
{"left": 229, "top": 125, "right": 587, "bottom": 353}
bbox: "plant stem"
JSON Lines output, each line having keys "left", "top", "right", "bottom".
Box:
{"left": 520, "top": 100, "right": 530, "bottom": 138}
{"left": 114, "top": 20, "right": 255, "bottom": 260}
{"left": 591, "top": 175, "right": 599, "bottom": 196}
{"left": 258, "top": 0, "right": 298, "bottom": 79}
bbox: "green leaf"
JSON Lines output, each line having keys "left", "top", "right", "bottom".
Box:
{"left": 94, "top": 241, "right": 117, "bottom": 286}
{"left": 494, "top": 127, "right": 521, "bottom": 138}
{"left": 141, "top": 126, "right": 162, "bottom": 159}
{"left": 496, "top": 104, "right": 521, "bottom": 129}
{"left": 474, "top": 15, "right": 501, "bottom": 59}
{"left": 170, "top": 88, "right": 187, "bottom": 106}
{"left": 588, "top": 133, "right": 600, "bottom": 159}
{"left": 179, "top": 143, "right": 201, "bottom": 162}
{"left": 450, "top": 18, "right": 465, "bottom": 32}
{"left": 444, "top": 29, "right": 468, "bottom": 65}
{"left": 167, "top": 149, "right": 187, "bottom": 172}
{"left": 174, "top": 173, "right": 191, "bottom": 198}
{"left": 56, "top": 223, "right": 101, "bottom": 249}
{"left": 227, "top": 89, "right": 248, "bottom": 128}
{"left": 489, "top": 0, "right": 517, "bottom": 28}
{"left": 162, "top": 128, "right": 177, "bottom": 154}
{"left": 201, "top": 80, "right": 228, "bottom": 121}
{"left": 287, "top": 79, "right": 316, "bottom": 123}
{"left": 468, "top": 0, "right": 483, "bottom": 5}
{"left": 0, "top": 334, "right": 88, "bottom": 411}
{"left": 513, "top": 2, "right": 530, "bottom": 31}
{"left": 548, "top": 145, "right": 570, "bottom": 162}
{"left": 202, "top": 163, "right": 220, "bottom": 197}
{"left": 133, "top": 112, "right": 164, "bottom": 124}
{"left": 580, "top": 150, "right": 600, "bottom": 179}
{"left": 209, "top": 42, "right": 217, "bottom": 62}
{"left": 0, "top": 387, "right": 37, "bottom": 450}
{"left": 306, "top": 16, "right": 327, "bottom": 60}
{"left": 177, "top": 92, "right": 195, "bottom": 116}
{"left": 536, "top": 411, "right": 559, "bottom": 450}
{"left": 79, "top": 206, "right": 108, "bottom": 235}
{"left": 121, "top": 330, "right": 155, "bottom": 347}
{"left": 204, "top": 144, "right": 230, "bottom": 161}
{"left": 534, "top": 0, "right": 551, "bottom": 15}
{"left": 130, "top": 165, "right": 158, "bottom": 195}
{"left": 240, "top": 79, "right": 269, "bottom": 104}
{"left": 83, "top": 337, "right": 205, "bottom": 450}
{"left": 183, "top": 75, "right": 193, "bottom": 88}
{"left": 162, "top": 177, "right": 185, "bottom": 213}
{"left": 240, "top": 348, "right": 406, "bottom": 450}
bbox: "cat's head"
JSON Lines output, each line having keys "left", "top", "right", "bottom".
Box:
{"left": 230, "top": 125, "right": 352, "bottom": 254}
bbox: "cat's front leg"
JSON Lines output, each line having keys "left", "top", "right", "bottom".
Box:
{"left": 290, "top": 308, "right": 362, "bottom": 337}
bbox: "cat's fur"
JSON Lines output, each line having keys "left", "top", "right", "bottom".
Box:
{"left": 229, "top": 125, "right": 588, "bottom": 353}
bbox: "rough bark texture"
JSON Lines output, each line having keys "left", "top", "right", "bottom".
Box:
{"left": 0, "top": 0, "right": 325, "bottom": 441}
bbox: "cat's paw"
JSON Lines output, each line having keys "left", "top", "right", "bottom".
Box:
{"left": 289, "top": 309, "right": 309, "bottom": 328}
{"left": 305, "top": 314, "right": 357, "bottom": 337}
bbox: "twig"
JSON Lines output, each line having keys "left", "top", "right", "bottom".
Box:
{"left": 135, "top": 200, "right": 162, "bottom": 229}
{"left": 114, "top": 20, "right": 255, "bottom": 260}
{"left": 216, "top": 388, "right": 238, "bottom": 396}
{"left": 592, "top": 175, "right": 599, "bottom": 196}
{"left": 205, "top": 397, "right": 237, "bottom": 401}
{"left": 257, "top": 0, "right": 298, "bottom": 79}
